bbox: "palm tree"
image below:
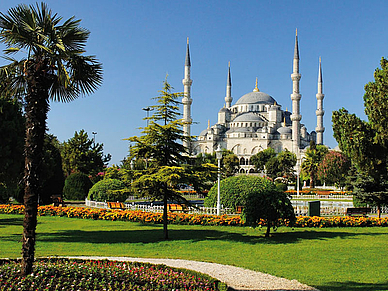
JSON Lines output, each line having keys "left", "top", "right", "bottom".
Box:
{"left": 301, "top": 142, "right": 328, "bottom": 188}
{"left": 0, "top": 3, "right": 102, "bottom": 275}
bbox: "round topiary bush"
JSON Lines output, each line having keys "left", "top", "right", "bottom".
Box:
{"left": 204, "top": 175, "right": 295, "bottom": 237}
{"left": 63, "top": 173, "right": 93, "bottom": 200}
{"left": 88, "top": 178, "right": 128, "bottom": 202}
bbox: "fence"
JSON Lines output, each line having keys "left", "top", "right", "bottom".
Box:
{"left": 292, "top": 200, "right": 353, "bottom": 216}
{"left": 85, "top": 199, "right": 234, "bottom": 215}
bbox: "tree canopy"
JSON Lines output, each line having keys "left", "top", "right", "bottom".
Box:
{"left": 301, "top": 141, "right": 328, "bottom": 188}
{"left": 204, "top": 175, "right": 295, "bottom": 237}
{"left": 61, "top": 129, "right": 111, "bottom": 178}
{"left": 128, "top": 77, "right": 190, "bottom": 239}
{"left": 0, "top": 2, "right": 103, "bottom": 274}
{"left": 332, "top": 57, "right": 388, "bottom": 216}
{"left": 317, "top": 151, "right": 350, "bottom": 189}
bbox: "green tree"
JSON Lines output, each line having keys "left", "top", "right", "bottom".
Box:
{"left": 40, "top": 134, "right": 65, "bottom": 204}
{"left": 332, "top": 57, "right": 388, "bottom": 216}
{"left": 222, "top": 150, "right": 239, "bottom": 177}
{"left": 61, "top": 129, "right": 111, "bottom": 177}
{"left": 266, "top": 149, "right": 296, "bottom": 181}
{"left": 0, "top": 3, "right": 102, "bottom": 275}
{"left": 204, "top": 175, "right": 295, "bottom": 237}
{"left": 301, "top": 141, "right": 328, "bottom": 188}
{"left": 128, "top": 77, "right": 190, "bottom": 239}
{"left": 0, "top": 97, "right": 24, "bottom": 200}
{"left": 250, "top": 148, "right": 276, "bottom": 173}
{"left": 317, "top": 151, "right": 350, "bottom": 189}
{"left": 63, "top": 172, "right": 92, "bottom": 200}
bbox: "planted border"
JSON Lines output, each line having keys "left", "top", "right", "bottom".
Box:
{"left": 1, "top": 204, "right": 387, "bottom": 227}
{"left": 0, "top": 258, "right": 227, "bottom": 291}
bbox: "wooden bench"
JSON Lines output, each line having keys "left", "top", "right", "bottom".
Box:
{"left": 107, "top": 202, "right": 126, "bottom": 210}
{"left": 236, "top": 206, "right": 244, "bottom": 214}
{"left": 51, "top": 195, "right": 66, "bottom": 207}
{"left": 167, "top": 204, "right": 187, "bottom": 212}
{"left": 346, "top": 207, "right": 371, "bottom": 217}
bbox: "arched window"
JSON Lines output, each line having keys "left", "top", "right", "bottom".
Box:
{"left": 240, "top": 157, "right": 245, "bottom": 165}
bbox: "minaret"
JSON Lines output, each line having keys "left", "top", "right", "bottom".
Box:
{"left": 182, "top": 37, "right": 193, "bottom": 149}
{"left": 316, "top": 57, "right": 325, "bottom": 144}
{"left": 225, "top": 62, "right": 232, "bottom": 108}
{"left": 290, "top": 29, "right": 302, "bottom": 154}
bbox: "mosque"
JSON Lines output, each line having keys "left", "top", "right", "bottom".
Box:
{"left": 181, "top": 32, "right": 325, "bottom": 173}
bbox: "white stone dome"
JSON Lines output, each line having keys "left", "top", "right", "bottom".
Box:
{"left": 233, "top": 112, "right": 265, "bottom": 122}
{"left": 235, "top": 91, "right": 276, "bottom": 105}
{"left": 277, "top": 126, "right": 292, "bottom": 135}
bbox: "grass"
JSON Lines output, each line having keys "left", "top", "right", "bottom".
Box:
{"left": 1, "top": 214, "right": 387, "bottom": 291}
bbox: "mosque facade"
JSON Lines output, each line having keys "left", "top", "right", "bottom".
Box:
{"left": 181, "top": 33, "right": 325, "bottom": 173}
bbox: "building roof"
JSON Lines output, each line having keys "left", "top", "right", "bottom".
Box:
{"left": 233, "top": 112, "right": 265, "bottom": 122}
{"left": 235, "top": 91, "right": 276, "bottom": 105}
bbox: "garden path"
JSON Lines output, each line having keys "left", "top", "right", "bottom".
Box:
{"left": 68, "top": 256, "right": 320, "bottom": 291}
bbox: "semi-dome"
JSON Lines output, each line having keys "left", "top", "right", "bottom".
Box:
{"left": 219, "top": 107, "right": 229, "bottom": 113}
{"left": 235, "top": 91, "right": 276, "bottom": 105}
{"left": 233, "top": 112, "right": 265, "bottom": 122}
{"left": 277, "top": 126, "right": 292, "bottom": 135}
{"left": 199, "top": 128, "right": 208, "bottom": 136}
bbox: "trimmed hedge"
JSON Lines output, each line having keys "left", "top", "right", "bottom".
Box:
{"left": 63, "top": 173, "right": 93, "bottom": 200}
{"left": 88, "top": 179, "right": 128, "bottom": 202}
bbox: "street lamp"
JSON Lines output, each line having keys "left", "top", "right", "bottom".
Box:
{"left": 142, "top": 107, "right": 154, "bottom": 127}
{"left": 92, "top": 132, "right": 97, "bottom": 146}
{"left": 215, "top": 144, "right": 223, "bottom": 216}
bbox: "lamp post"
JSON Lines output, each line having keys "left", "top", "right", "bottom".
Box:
{"left": 92, "top": 132, "right": 97, "bottom": 146}
{"left": 142, "top": 107, "right": 153, "bottom": 127}
{"left": 215, "top": 145, "right": 223, "bottom": 216}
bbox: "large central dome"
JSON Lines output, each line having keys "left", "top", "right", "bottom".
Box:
{"left": 235, "top": 91, "right": 276, "bottom": 105}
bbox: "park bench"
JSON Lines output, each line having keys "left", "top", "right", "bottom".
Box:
{"left": 167, "top": 204, "right": 187, "bottom": 212}
{"left": 107, "top": 202, "right": 126, "bottom": 210}
{"left": 346, "top": 207, "right": 371, "bottom": 217}
{"left": 236, "top": 206, "right": 244, "bottom": 214}
{"left": 51, "top": 195, "right": 66, "bottom": 207}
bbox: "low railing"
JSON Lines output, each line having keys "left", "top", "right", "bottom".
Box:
{"left": 85, "top": 198, "right": 358, "bottom": 217}
{"left": 85, "top": 199, "right": 234, "bottom": 215}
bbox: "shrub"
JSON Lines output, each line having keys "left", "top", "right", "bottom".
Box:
{"left": 204, "top": 175, "right": 295, "bottom": 237}
{"left": 275, "top": 182, "right": 288, "bottom": 192}
{"left": 88, "top": 178, "right": 128, "bottom": 202}
{"left": 63, "top": 173, "right": 92, "bottom": 200}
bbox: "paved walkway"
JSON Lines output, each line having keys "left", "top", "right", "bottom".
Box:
{"left": 68, "top": 256, "right": 320, "bottom": 291}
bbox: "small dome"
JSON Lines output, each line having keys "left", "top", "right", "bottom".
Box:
{"left": 235, "top": 91, "right": 276, "bottom": 105}
{"left": 219, "top": 107, "right": 229, "bottom": 113}
{"left": 277, "top": 126, "right": 292, "bottom": 135}
{"left": 199, "top": 129, "right": 208, "bottom": 136}
{"left": 233, "top": 113, "right": 265, "bottom": 122}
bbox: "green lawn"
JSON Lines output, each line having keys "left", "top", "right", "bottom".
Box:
{"left": 1, "top": 214, "right": 387, "bottom": 291}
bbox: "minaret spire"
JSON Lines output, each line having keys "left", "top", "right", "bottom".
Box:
{"left": 182, "top": 37, "right": 193, "bottom": 150}
{"left": 225, "top": 62, "right": 232, "bottom": 108}
{"left": 316, "top": 57, "right": 325, "bottom": 145}
{"left": 290, "top": 29, "right": 302, "bottom": 154}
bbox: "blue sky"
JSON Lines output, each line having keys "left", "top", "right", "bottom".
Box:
{"left": 1, "top": 0, "right": 388, "bottom": 165}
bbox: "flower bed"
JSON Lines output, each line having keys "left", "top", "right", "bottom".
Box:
{"left": 0, "top": 258, "right": 226, "bottom": 290}
{"left": 1, "top": 204, "right": 387, "bottom": 228}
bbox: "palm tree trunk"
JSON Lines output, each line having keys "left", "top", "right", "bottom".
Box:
{"left": 22, "top": 60, "right": 50, "bottom": 275}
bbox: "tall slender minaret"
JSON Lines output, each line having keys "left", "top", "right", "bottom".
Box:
{"left": 291, "top": 29, "right": 302, "bottom": 154}
{"left": 182, "top": 37, "right": 193, "bottom": 149}
{"left": 225, "top": 62, "right": 232, "bottom": 108}
{"left": 316, "top": 57, "right": 325, "bottom": 145}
